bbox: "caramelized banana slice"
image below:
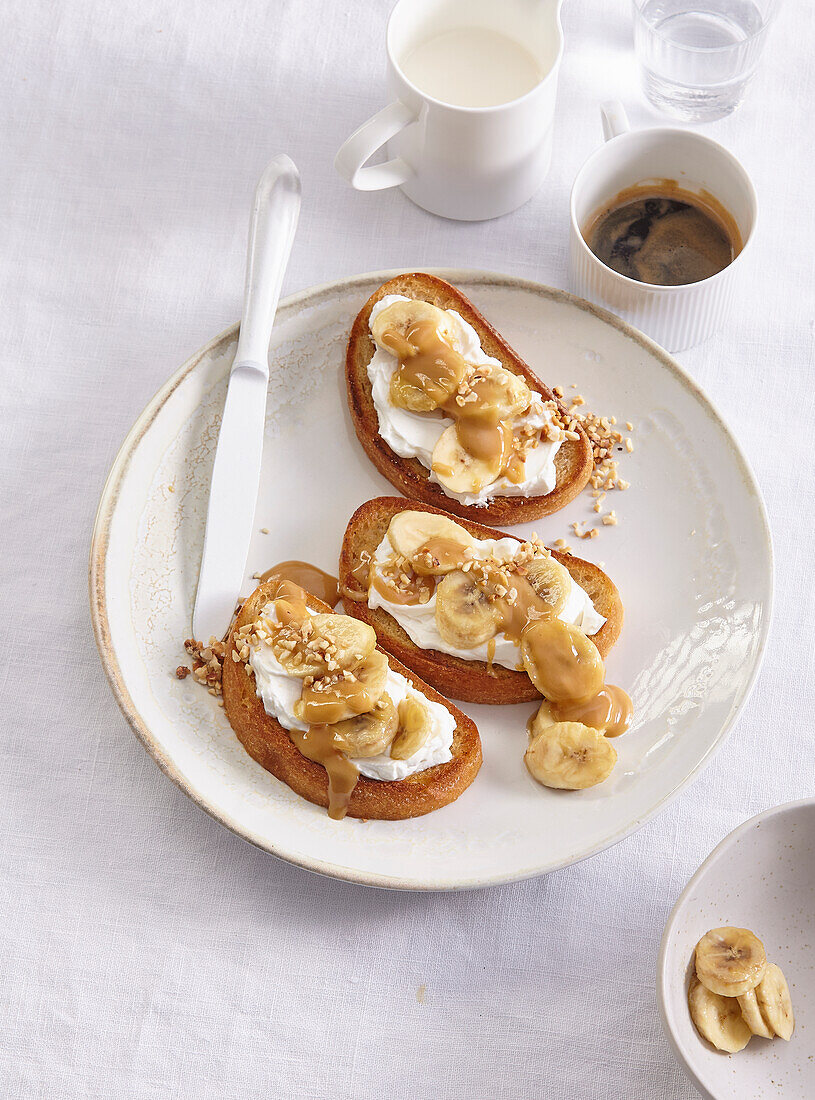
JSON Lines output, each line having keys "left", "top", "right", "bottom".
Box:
{"left": 308, "top": 614, "right": 376, "bottom": 671}
{"left": 371, "top": 299, "right": 458, "bottom": 353}
{"left": 524, "top": 554, "right": 571, "bottom": 618}
{"left": 524, "top": 720, "right": 617, "bottom": 789}
{"left": 390, "top": 695, "right": 433, "bottom": 760}
{"left": 688, "top": 977, "right": 752, "bottom": 1053}
{"left": 432, "top": 425, "right": 503, "bottom": 494}
{"left": 520, "top": 620, "right": 604, "bottom": 703}
{"left": 754, "top": 963, "right": 795, "bottom": 1040}
{"left": 695, "top": 928, "right": 767, "bottom": 998}
{"left": 388, "top": 511, "right": 475, "bottom": 574}
{"left": 435, "top": 569, "right": 500, "bottom": 649}
{"left": 468, "top": 366, "right": 532, "bottom": 421}
{"left": 294, "top": 651, "right": 389, "bottom": 725}
{"left": 331, "top": 693, "right": 399, "bottom": 758}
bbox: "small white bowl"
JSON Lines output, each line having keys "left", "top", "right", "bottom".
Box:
{"left": 658, "top": 798, "right": 814, "bottom": 1099}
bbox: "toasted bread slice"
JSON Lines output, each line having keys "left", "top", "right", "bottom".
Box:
{"left": 345, "top": 272, "right": 593, "bottom": 525}
{"left": 222, "top": 580, "right": 482, "bottom": 820}
{"left": 339, "top": 497, "right": 623, "bottom": 705}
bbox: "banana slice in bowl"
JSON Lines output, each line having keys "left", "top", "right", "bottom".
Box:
{"left": 754, "top": 963, "right": 795, "bottom": 1041}
{"left": 688, "top": 977, "right": 752, "bottom": 1054}
{"left": 695, "top": 927, "right": 767, "bottom": 998}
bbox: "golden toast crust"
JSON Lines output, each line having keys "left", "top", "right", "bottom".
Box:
{"left": 222, "top": 581, "right": 482, "bottom": 820}
{"left": 339, "top": 497, "right": 624, "bottom": 705}
{"left": 345, "top": 272, "right": 594, "bottom": 525}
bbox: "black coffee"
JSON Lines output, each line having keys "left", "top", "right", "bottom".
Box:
{"left": 584, "top": 183, "right": 740, "bottom": 286}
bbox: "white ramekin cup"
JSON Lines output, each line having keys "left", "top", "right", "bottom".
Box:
{"left": 568, "top": 102, "right": 757, "bottom": 352}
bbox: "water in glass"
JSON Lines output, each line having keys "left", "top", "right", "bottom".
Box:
{"left": 634, "top": 0, "right": 776, "bottom": 121}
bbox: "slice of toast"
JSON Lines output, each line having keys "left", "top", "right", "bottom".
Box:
{"left": 222, "top": 580, "right": 482, "bottom": 820}
{"left": 338, "top": 497, "right": 624, "bottom": 705}
{"left": 345, "top": 272, "right": 593, "bottom": 525}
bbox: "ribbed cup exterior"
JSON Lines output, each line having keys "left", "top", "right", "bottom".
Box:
{"left": 568, "top": 233, "right": 737, "bottom": 353}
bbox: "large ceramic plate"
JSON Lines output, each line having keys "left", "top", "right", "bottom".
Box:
{"left": 90, "top": 270, "right": 772, "bottom": 890}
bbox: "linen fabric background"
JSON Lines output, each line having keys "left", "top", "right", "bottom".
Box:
{"left": 1, "top": 1, "right": 813, "bottom": 1097}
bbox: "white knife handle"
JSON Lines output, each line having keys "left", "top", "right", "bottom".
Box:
{"left": 233, "top": 154, "right": 301, "bottom": 371}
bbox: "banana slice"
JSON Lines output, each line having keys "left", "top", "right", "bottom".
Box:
{"left": 432, "top": 424, "right": 502, "bottom": 494}
{"left": 524, "top": 554, "right": 571, "bottom": 618}
{"left": 371, "top": 299, "right": 458, "bottom": 355}
{"left": 330, "top": 693, "right": 398, "bottom": 758}
{"left": 435, "top": 569, "right": 500, "bottom": 649}
{"left": 309, "top": 614, "right": 376, "bottom": 670}
{"left": 754, "top": 963, "right": 795, "bottom": 1040}
{"left": 469, "top": 366, "right": 531, "bottom": 421}
{"left": 390, "top": 695, "right": 433, "bottom": 760}
{"left": 388, "top": 511, "right": 475, "bottom": 570}
{"left": 736, "top": 989, "right": 774, "bottom": 1039}
{"left": 524, "top": 721, "right": 617, "bottom": 790}
{"left": 375, "top": 301, "right": 464, "bottom": 412}
{"left": 695, "top": 928, "right": 767, "bottom": 998}
{"left": 688, "top": 976, "right": 752, "bottom": 1053}
{"left": 294, "top": 650, "right": 389, "bottom": 725}
{"left": 520, "top": 620, "right": 604, "bottom": 703}
{"left": 528, "top": 701, "right": 558, "bottom": 738}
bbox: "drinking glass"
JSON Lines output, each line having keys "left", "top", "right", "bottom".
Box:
{"left": 633, "top": 0, "right": 781, "bottom": 122}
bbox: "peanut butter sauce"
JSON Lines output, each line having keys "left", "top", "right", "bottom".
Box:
{"left": 386, "top": 318, "right": 469, "bottom": 408}
{"left": 414, "top": 536, "right": 471, "bottom": 575}
{"left": 521, "top": 619, "right": 604, "bottom": 704}
{"left": 260, "top": 561, "right": 339, "bottom": 607}
{"left": 550, "top": 685, "right": 632, "bottom": 737}
{"left": 297, "top": 669, "right": 383, "bottom": 726}
{"left": 492, "top": 574, "right": 552, "bottom": 645}
{"left": 288, "top": 725, "right": 359, "bottom": 820}
{"left": 381, "top": 314, "right": 531, "bottom": 484}
{"left": 371, "top": 562, "right": 435, "bottom": 606}
{"left": 254, "top": 575, "right": 367, "bottom": 817}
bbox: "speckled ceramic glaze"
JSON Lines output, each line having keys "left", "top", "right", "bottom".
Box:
{"left": 658, "top": 799, "right": 814, "bottom": 1098}
{"left": 89, "top": 269, "right": 773, "bottom": 889}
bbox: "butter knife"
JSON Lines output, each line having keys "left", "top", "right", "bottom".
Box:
{"left": 192, "top": 155, "right": 301, "bottom": 642}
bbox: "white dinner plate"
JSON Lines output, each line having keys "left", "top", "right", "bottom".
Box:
{"left": 90, "top": 269, "right": 773, "bottom": 890}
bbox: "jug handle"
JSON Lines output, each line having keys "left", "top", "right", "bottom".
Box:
{"left": 601, "top": 100, "right": 630, "bottom": 141}
{"left": 335, "top": 101, "right": 415, "bottom": 191}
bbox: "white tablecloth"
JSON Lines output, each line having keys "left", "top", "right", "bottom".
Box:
{"left": 2, "top": 1, "right": 813, "bottom": 1096}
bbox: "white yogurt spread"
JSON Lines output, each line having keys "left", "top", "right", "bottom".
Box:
{"left": 367, "top": 295, "right": 563, "bottom": 506}
{"left": 247, "top": 603, "right": 455, "bottom": 782}
{"left": 368, "top": 533, "right": 605, "bottom": 670}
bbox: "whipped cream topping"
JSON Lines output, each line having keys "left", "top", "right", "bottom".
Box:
{"left": 368, "top": 534, "right": 606, "bottom": 670}
{"left": 247, "top": 604, "right": 455, "bottom": 782}
{"left": 367, "top": 295, "right": 563, "bottom": 506}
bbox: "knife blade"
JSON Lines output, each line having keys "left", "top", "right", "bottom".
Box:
{"left": 192, "top": 155, "right": 301, "bottom": 642}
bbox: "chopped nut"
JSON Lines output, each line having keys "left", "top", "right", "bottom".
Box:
{"left": 175, "top": 665, "right": 190, "bottom": 679}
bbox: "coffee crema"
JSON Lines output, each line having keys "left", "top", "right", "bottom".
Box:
{"left": 583, "top": 181, "right": 742, "bottom": 286}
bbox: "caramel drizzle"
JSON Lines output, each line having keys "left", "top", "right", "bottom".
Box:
{"left": 288, "top": 726, "right": 359, "bottom": 820}
{"left": 259, "top": 561, "right": 339, "bottom": 607}
{"left": 370, "top": 532, "right": 633, "bottom": 739}
{"left": 254, "top": 574, "right": 363, "bottom": 819}
{"left": 550, "top": 684, "right": 632, "bottom": 738}
{"left": 384, "top": 318, "right": 531, "bottom": 483}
